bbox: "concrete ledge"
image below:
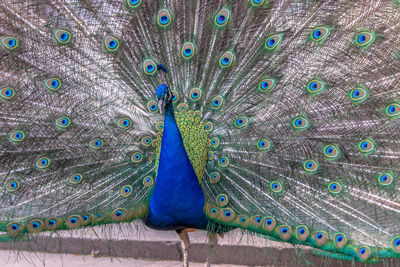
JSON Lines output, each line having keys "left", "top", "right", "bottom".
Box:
{"left": 0, "top": 226, "right": 398, "bottom": 266}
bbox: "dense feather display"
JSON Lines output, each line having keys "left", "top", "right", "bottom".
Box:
{"left": 1, "top": 0, "right": 400, "bottom": 265}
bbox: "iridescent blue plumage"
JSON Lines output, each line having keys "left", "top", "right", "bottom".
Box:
{"left": 146, "top": 84, "right": 208, "bottom": 230}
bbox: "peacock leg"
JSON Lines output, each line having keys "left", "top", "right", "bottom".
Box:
{"left": 177, "top": 228, "right": 191, "bottom": 267}
{"left": 205, "top": 232, "right": 217, "bottom": 267}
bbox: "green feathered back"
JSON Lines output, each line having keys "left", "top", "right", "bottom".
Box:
{"left": 1, "top": 0, "right": 400, "bottom": 263}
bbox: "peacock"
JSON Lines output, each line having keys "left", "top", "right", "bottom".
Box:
{"left": 1, "top": 0, "right": 400, "bottom": 266}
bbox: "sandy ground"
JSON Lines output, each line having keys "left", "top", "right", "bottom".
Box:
{"left": 0, "top": 250, "right": 248, "bottom": 267}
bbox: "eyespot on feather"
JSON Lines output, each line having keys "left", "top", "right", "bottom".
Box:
{"left": 216, "top": 194, "right": 228, "bottom": 207}
{"left": 9, "top": 130, "right": 25, "bottom": 143}
{"left": 0, "top": 86, "right": 15, "bottom": 100}
{"left": 143, "top": 176, "right": 154, "bottom": 187}
{"left": 295, "top": 225, "right": 310, "bottom": 241}
{"left": 256, "top": 138, "right": 272, "bottom": 151}
{"left": 171, "top": 90, "right": 179, "bottom": 102}
{"left": 306, "top": 79, "right": 326, "bottom": 95}
{"left": 219, "top": 51, "right": 235, "bottom": 69}
{"left": 310, "top": 26, "right": 331, "bottom": 42}
{"left": 250, "top": 0, "right": 265, "bottom": 7}
{"left": 141, "top": 136, "right": 152, "bottom": 146}
{"left": 55, "top": 116, "right": 71, "bottom": 129}
{"left": 131, "top": 152, "right": 143, "bottom": 163}
{"left": 303, "top": 159, "right": 318, "bottom": 173}
{"left": 157, "top": 9, "right": 172, "bottom": 28}
{"left": 234, "top": 115, "right": 249, "bottom": 129}
{"left": 258, "top": 78, "right": 276, "bottom": 93}
{"left": 327, "top": 181, "right": 342, "bottom": 194}
{"left": 270, "top": 181, "right": 283, "bottom": 193}
{"left": 356, "top": 245, "right": 371, "bottom": 261}
{"left": 68, "top": 173, "right": 83, "bottom": 185}
{"left": 104, "top": 36, "right": 120, "bottom": 52}
{"left": 237, "top": 215, "right": 250, "bottom": 228}
{"left": 354, "top": 31, "right": 375, "bottom": 48}
{"left": 210, "top": 137, "right": 220, "bottom": 149}
{"left": 43, "top": 77, "right": 62, "bottom": 92}
{"left": 334, "top": 232, "right": 347, "bottom": 249}
{"left": 217, "top": 208, "right": 235, "bottom": 222}
{"left": 265, "top": 34, "right": 283, "bottom": 51}
{"left": 378, "top": 172, "right": 394, "bottom": 186}
{"left": 181, "top": 42, "right": 196, "bottom": 60}
{"left": 112, "top": 208, "right": 128, "bottom": 222}
{"left": 125, "top": 0, "right": 142, "bottom": 9}
{"left": 121, "top": 185, "right": 133, "bottom": 197}
{"left": 1, "top": 35, "right": 19, "bottom": 50}
{"left": 385, "top": 102, "right": 400, "bottom": 119}
{"left": 209, "top": 172, "right": 221, "bottom": 184}
{"left": 6, "top": 222, "right": 23, "bottom": 236}
{"left": 6, "top": 180, "right": 20, "bottom": 192}
{"left": 118, "top": 117, "right": 133, "bottom": 129}
{"left": 312, "top": 230, "right": 328, "bottom": 246}
{"left": 89, "top": 138, "right": 104, "bottom": 150}
{"left": 27, "top": 219, "right": 44, "bottom": 233}
{"left": 210, "top": 95, "right": 224, "bottom": 110}
{"left": 205, "top": 121, "right": 214, "bottom": 132}
{"left": 392, "top": 236, "right": 400, "bottom": 253}
{"left": 45, "top": 218, "right": 62, "bottom": 230}
{"left": 275, "top": 225, "right": 292, "bottom": 241}
{"left": 66, "top": 215, "right": 82, "bottom": 229}
{"left": 36, "top": 156, "right": 51, "bottom": 169}
{"left": 143, "top": 59, "right": 157, "bottom": 75}
{"left": 218, "top": 155, "right": 230, "bottom": 167}
{"left": 54, "top": 29, "right": 72, "bottom": 44}
{"left": 261, "top": 216, "right": 276, "bottom": 232}
{"left": 292, "top": 116, "right": 310, "bottom": 131}
{"left": 177, "top": 103, "right": 188, "bottom": 112}
{"left": 349, "top": 86, "right": 368, "bottom": 104}
{"left": 358, "top": 138, "right": 375, "bottom": 154}
{"left": 323, "top": 144, "right": 340, "bottom": 160}
{"left": 155, "top": 121, "right": 164, "bottom": 131}
{"left": 189, "top": 88, "right": 202, "bottom": 101}
{"left": 214, "top": 8, "right": 230, "bottom": 27}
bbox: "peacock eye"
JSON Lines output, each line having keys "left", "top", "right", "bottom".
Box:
{"left": 104, "top": 36, "right": 120, "bottom": 52}
{"left": 143, "top": 59, "right": 157, "bottom": 75}
{"left": 354, "top": 31, "right": 375, "bottom": 48}
{"left": 44, "top": 77, "right": 62, "bottom": 92}
{"left": 251, "top": 0, "right": 265, "bottom": 6}
{"left": 215, "top": 9, "right": 230, "bottom": 27}
{"left": 292, "top": 116, "right": 310, "bottom": 131}
{"left": 1, "top": 86, "right": 15, "bottom": 100}
{"left": 265, "top": 34, "right": 283, "bottom": 51}
{"left": 385, "top": 103, "right": 400, "bottom": 118}
{"left": 54, "top": 29, "right": 72, "bottom": 44}
{"left": 303, "top": 159, "right": 318, "bottom": 173}
{"left": 125, "top": 0, "right": 142, "bottom": 9}
{"left": 157, "top": 9, "right": 172, "bottom": 27}
{"left": 147, "top": 100, "right": 159, "bottom": 113}
{"left": 181, "top": 42, "right": 196, "bottom": 60}
{"left": 1, "top": 35, "right": 19, "bottom": 50}
{"left": 358, "top": 138, "right": 375, "bottom": 154}
{"left": 270, "top": 181, "right": 283, "bottom": 193}
{"left": 306, "top": 79, "right": 326, "bottom": 95}
{"left": 219, "top": 51, "right": 235, "bottom": 69}
{"left": 310, "top": 26, "right": 331, "bottom": 42}
{"left": 349, "top": 86, "right": 368, "bottom": 104}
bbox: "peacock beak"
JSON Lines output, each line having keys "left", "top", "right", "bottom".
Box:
{"left": 158, "top": 99, "right": 166, "bottom": 114}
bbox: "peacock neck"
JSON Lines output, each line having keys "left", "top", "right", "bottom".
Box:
{"left": 146, "top": 101, "right": 208, "bottom": 230}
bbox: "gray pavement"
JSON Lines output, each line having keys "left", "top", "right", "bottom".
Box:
{"left": 0, "top": 250, "right": 246, "bottom": 267}
{"left": 0, "top": 223, "right": 397, "bottom": 266}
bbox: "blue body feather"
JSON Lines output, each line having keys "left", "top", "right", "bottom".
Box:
{"left": 146, "top": 101, "right": 208, "bottom": 230}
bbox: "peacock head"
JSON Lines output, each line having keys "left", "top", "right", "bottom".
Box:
{"left": 156, "top": 84, "right": 172, "bottom": 113}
